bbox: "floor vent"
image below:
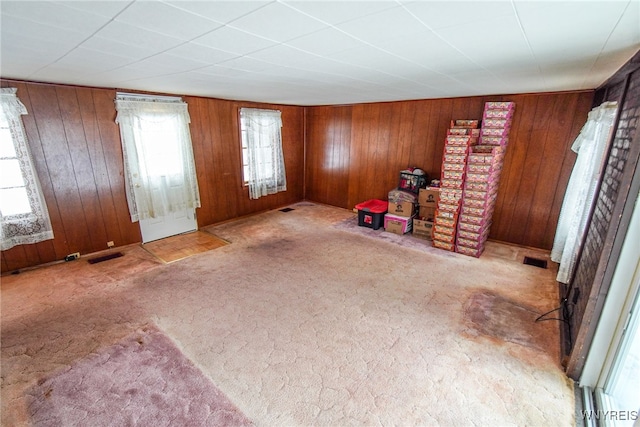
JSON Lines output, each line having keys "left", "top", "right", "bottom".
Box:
{"left": 88, "top": 252, "right": 124, "bottom": 264}
{"left": 279, "top": 208, "right": 295, "bottom": 212}
{"left": 523, "top": 256, "right": 548, "bottom": 269}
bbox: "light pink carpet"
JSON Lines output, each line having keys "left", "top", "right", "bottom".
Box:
{"left": 26, "top": 325, "right": 253, "bottom": 427}
{"left": 2, "top": 202, "right": 575, "bottom": 426}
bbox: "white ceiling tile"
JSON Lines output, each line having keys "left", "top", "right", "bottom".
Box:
{"left": 1, "top": 0, "right": 638, "bottom": 105}
{"left": 228, "top": 2, "right": 328, "bottom": 43}
{"left": 434, "top": 15, "right": 534, "bottom": 68}
{"left": 336, "top": 6, "right": 427, "bottom": 45}
{"left": 327, "top": 45, "right": 426, "bottom": 77}
{"left": 80, "top": 35, "right": 162, "bottom": 59}
{"left": 88, "top": 62, "right": 179, "bottom": 85}
{"left": 516, "top": 1, "right": 631, "bottom": 56}
{"left": 0, "top": 44, "right": 60, "bottom": 78}
{"left": 54, "top": 47, "right": 137, "bottom": 71}
{"left": 29, "top": 64, "right": 105, "bottom": 85}
{"left": 283, "top": 1, "right": 398, "bottom": 26}
{"left": 376, "top": 31, "right": 481, "bottom": 74}
{"left": 1, "top": 30, "right": 73, "bottom": 62}
{"left": 54, "top": 1, "right": 133, "bottom": 18}
{"left": 93, "top": 20, "right": 184, "bottom": 53}
{"left": 131, "top": 54, "right": 211, "bottom": 73}
{"left": 247, "top": 44, "right": 324, "bottom": 68}
{"left": 600, "top": 0, "right": 640, "bottom": 50}
{"left": 115, "top": 1, "right": 223, "bottom": 41}
{"left": 402, "top": 1, "right": 514, "bottom": 30}
{"left": 215, "top": 56, "right": 278, "bottom": 73}
{"left": 2, "top": 1, "right": 112, "bottom": 33}
{"left": 1, "top": 14, "right": 90, "bottom": 51}
{"left": 164, "top": 1, "right": 270, "bottom": 25}
{"left": 191, "top": 26, "right": 278, "bottom": 55}
{"left": 164, "top": 43, "right": 238, "bottom": 65}
{"left": 285, "top": 27, "right": 366, "bottom": 57}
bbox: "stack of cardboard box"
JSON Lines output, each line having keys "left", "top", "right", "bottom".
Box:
{"left": 456, "top": 102, "right": 515, "bottom": 257}
{"left": 385, "top": 188, "right": 417, "bottom": 234}
{"left": 413, "top": 187, "right": 439, "bottom": 239}
{"left": 432, "top": 120, "right": 479, "bottom": 251}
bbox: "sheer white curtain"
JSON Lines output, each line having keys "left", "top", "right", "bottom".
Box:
{"left": 115, "top": 94, "right": 200, "bottom": 222}
{"left": 551, "top": 101, "right": 618, "bottom": 284}
{"left": 240, "top": 108, "right": 286, "bottom": 200}
{"left": 0, "top": 88, "right": 54, "bottom": 250}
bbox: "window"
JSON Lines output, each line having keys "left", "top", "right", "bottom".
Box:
{"left": 239, "top": 108, "right": 286, "bottom": 200}
{"left": 115, "top": 93, "right": 201, "bottom": 222}
{"left": 0, "top": 88, "right": 54, "bottom": 250}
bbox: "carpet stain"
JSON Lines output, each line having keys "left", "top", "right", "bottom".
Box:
{"left": 247, "top": 238, "right": 297, "bottom": 253}
{"left": 463, "top": 290, "right": 551, "bottom": 352}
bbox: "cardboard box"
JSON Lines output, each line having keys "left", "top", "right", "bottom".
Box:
{"left": 450, "top": 119, "right": 479, "bottom": 128}
{"left": 433, "top": 239, "right": 455, "bottom": 251}
{"left": 413, "top": 219, "right": 434, "bottom": 240}
{"left": 418, "top": 206, "right": 436, "bottom": 221}
{"left": 456, "top": 244, "right": 484, "bottom": 258}
{"left": 418, "top": 188, "right": 440, "bottom": 207}
{"left": 387, "top": 201, "right": 415, "bottom": 217}
{"left": 384, "top": 213, "right": 413, "bottom": 235}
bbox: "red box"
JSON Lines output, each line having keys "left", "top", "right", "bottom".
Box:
{"left": 456, "top": 244, "right": 484, "bottom": 257}
{"left": 355, "top": 199, "right": 387, "bottom": 230}
{"left": 459, "top": 213, "right": 488, "bottom": 226}
{"left": 446, "top": 135, "right": 478, "bottom": 145}
{"left": 440, "top": 178, "right": 465, "bottom": 189}
{"left": 439, "top": 188, "right": 464, "bottom": 203}
{"left": 459, "top": 221, "right": 491, "bottom": 233}
{"left": 483, "top": 118, "right": 511, "bottom": 128}
{"left": 484, "top": 101, "right": 515, "bottom": 111}
{"left": 443, "top": 154, "right": 468, "bottom": 163}
{"left": 444, "top": 145, "right": 469, "bottom": 154}
{"left": 479, "top": 136, "right": 509, "bottom": 146}
{"left": 433, "top": 239, "right": 455, "bottom": 251}
{"left": 450, "top": 120, "right": 479, "bottom": 128}
{"left": 483, "top": 109, "right": 514, "bottom": 119}
{"left": 481, "top": 127, "right": 511, "bottom": 137}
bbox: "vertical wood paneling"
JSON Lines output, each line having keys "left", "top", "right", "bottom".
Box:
{"left": 506, "top": 94, "right": 556, "bottom": 244}
{"left": 7, "top": 81, "right": 62, "bottom": 265}
{"left": 76, "top": 89, "right": 123, "bottom": 251}
{"left": 542, "top": 92, "right": 595, "bottom": 249}
{"left": 304, "top": 105, "right": 353, "bottom": 207}
{"left": 523, "top": 93, "right": 580, "bottom": 248}
{"left": 305, "top": 91, "right": 594, "bottom": 249}
{"left": 28, "top": 84, "right": 93, "bottom": 253}
{"left": 92, "top": 88, "right": 141, "bottom": 246}
{"left": 2, "top": 80, "right": 305, "bottom": 272}
{"left": 56, "top": 86, "right": 109, "bottom": 252}
{"left": 0, "top": 77, "right": 591, "bottom": 268}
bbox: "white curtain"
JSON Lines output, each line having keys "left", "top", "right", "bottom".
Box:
{"left": 115, "top": 94, "right": 200, "bottom": 222}
{"left": 551, "top": 101, "right": 618, "bottom": 284}
{"left": 240, "top": 108, "right": 287, "bottom": 200}
{"left": 0, "top": 88, "right": 54, "bottom": 250}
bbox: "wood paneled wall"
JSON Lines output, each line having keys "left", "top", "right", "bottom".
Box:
{"left": 1, "top": 80, "right": 304, "bottom": 272}
{"left": 305, "top": 91, "right": 594, "bottom": 249}
{"left": 1, "top": 77, "right": 594, "bottom": 271}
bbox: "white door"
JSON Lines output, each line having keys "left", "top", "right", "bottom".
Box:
{"left": 139, "top": 207, "right": 196, "bottom": 243}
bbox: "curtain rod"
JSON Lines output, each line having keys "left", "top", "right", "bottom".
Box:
{"left": 116, "top": 92, "right": 183, "bottom": 102}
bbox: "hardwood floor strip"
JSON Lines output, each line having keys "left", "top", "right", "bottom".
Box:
{"left": 141, "top": 231, "right": 229, "bottom": 263}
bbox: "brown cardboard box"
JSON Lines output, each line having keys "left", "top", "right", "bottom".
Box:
{"left": 413, "top": 219, "right": 433, "bottom": 240}
{"left": 418, "top": 188, "right": 440, "bottom": 207}
{"left": 384, "top": 213, "right": 413, "bottom": 235}
{"left": 418, "top": 206, "right": 436, "bottom": 222}
{"left": 387, "top": 201, "right": 415, "bottom": 217}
